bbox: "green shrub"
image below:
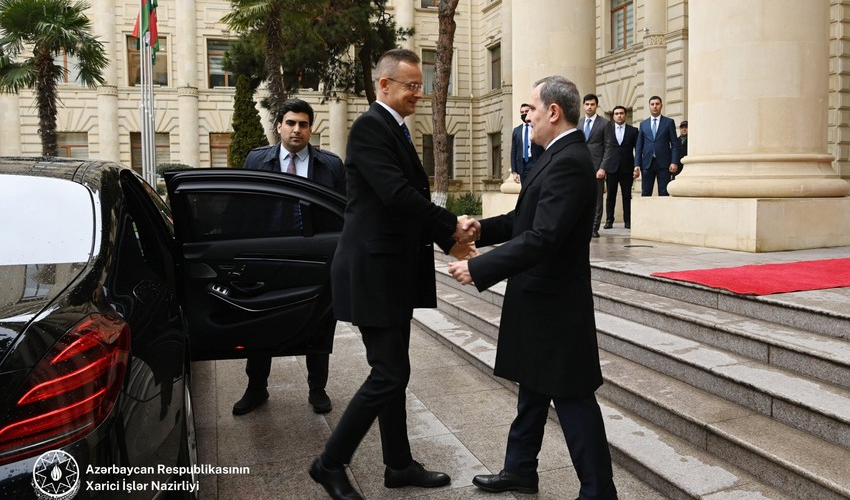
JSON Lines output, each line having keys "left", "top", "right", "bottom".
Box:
{"left": 446, "top": 192, "right": 482, "bottom": 216}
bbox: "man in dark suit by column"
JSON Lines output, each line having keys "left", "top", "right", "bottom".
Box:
{"left": 601, "top": 105, "right": 639, "bottom": 229}
{"left": 232, "top": 98, "right": 346, "bottom": 416}
{"left": 578, "top": 93, "right": 611, "bottom": 237}
{"left": 510, "top": 103, "right": 544, "bottom": 183}
{"left": 447, "top": 75, "right": 618, "bottom": 500}
{"left": 634, "top": 95, "right": 681, "bottom": 196}
{"left": 309, "top": 49, "right": 477, "bottom": 500}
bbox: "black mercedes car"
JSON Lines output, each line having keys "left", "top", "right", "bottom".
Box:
{"left": 0, "top": 157, "right": 345, "bottom": 499}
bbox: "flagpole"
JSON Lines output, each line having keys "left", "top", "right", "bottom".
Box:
{"left": 138, "top": 0, "right": 156, "bottom": 186}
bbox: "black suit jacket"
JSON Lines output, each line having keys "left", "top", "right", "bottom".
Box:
{"left": 601, "top": 123, "right": 639, "bottom": 174}
{"left": 331, "top": 102, "right": 457, "bottom": 328}
{"left": 243, "top": 142, "right": 346, "bottom": 195}
{"left": 467, "top": 130, "right": 603, "bottom": 398}
{"left": 510, "top": 123, "right": 544, "bottom": 177}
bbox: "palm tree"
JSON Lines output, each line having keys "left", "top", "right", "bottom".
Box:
{"left": 0, "top": 0, "right": 107, "bottom": 156}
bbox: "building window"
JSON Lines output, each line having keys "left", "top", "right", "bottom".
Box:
{"left": 57, "top": 132, "right": 89, "bottom": 158}
{"left": 488, "top": 132, "right": 501, "bottom": 178}
{"left": 127, "top": 35, "right": 168, "bottom": 86}
{"left": 420, "top": 0, "right": 437, "bottom": 8}
{"left": 610, "top": 0, "right": 634, "bottom": 52}
{"left": 489, "top": 44, "right": 501, "bottom": 91}
{"left": 54, "top": 49, "right": 83, "bottom": 85}
{"left": 422, "top": 49, "right": 452, "bottom": 95}
{"left": 207, "top": 39, "right": 234, "bottom": 88}
{"left": 423, "top": 134, "right": 454, "bottom": 178}
{"left": 210, "top": 133, "right": 232, "bottom": 167}
{"left": 130, "top": 132, "right": 170, "bottom": 175}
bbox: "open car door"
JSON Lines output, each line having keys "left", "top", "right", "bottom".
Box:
{"left": 165, "top": 169, "right": 345, "bottom": 361}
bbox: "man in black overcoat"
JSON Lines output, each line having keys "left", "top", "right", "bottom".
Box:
{"left": 448, "top": 76, "right": 618, "bottom": 500}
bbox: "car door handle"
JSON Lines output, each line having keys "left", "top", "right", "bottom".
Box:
{"left": 231, "top": 282, "right": 265, "bottom": 294}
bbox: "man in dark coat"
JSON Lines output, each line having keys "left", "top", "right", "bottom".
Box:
{"left": 309, "top": 49, "right": 476, "bottom": 500}
{"left": 578, "top": 93, "right": 611, "bottom": 237}
{"left": 232, "top": 98, "right": 345, "bottom": 417}
{"left": 601, "top": 105, "right": 639, "bottom": 229}
{"left": 448, "top": 75, "right": 618, "bottom": 500}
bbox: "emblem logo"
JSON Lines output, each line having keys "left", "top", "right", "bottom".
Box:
{"left": 31, "top": 450, "right": 80, "bottom": 500}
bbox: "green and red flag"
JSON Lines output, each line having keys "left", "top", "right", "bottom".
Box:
{"left": 132, "top": 0, "right": 159, "bottom": 61}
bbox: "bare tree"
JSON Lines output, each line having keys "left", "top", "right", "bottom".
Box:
{"left": 430, "top": 0, "right": 459, "bottom": 207}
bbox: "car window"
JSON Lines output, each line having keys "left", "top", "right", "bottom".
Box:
{"left": 183, "top": 191, "right": 341, "bottom": 241}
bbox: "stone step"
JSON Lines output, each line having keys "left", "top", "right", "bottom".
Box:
{"left": 595, "top": 311, "right": 850, "bottom": 451}
{"left": 412, "top": 307, "right": 801, "bottom": 500}
{"left": 431, "top": 274, "right": 850, "bottom": 451}
{"left": 593, "top": 280, "right": 850, "bottom": 389}
{"left": 590, "top": 266, "right": 850, "bottom": 341}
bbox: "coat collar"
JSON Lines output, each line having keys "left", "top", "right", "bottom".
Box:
{"left": 520, "top": 130, "right": 583, "bottom": 193}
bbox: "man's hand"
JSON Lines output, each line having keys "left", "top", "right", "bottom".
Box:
{"left": 669, "top": 163, "right": 679, "bottom": 174}
{"left": 633, "top": 166, "right": 641, "bottom": 179}
{"left": 447, "top": 260, "right": 473, "bottom": 285}
{"left": 596, "top": 168, "right": 606, "bottom": 180}
{"left": 454, "top": 215, "right": 481, "bottom": 244}
{"left": 511, "top": 172, "right": 520, "bottom": 183}
{"left": 449, "top": 242, "right": 478, "bottom": 260}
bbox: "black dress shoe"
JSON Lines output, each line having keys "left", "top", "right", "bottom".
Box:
{"left": 309, "top": 389, "right": 332, "bottom": 414}
{"left": 232, "top": 388, "right": 269, "bottom": 415}
{"left": 625, "top": 222, "right": 631, "bottom": 229}
{"left": 309, "top": 457, "right": 363, "bottom": 500}
{"left": 592, "top": 230, "right": 601, "bottom": 238}
{"left": 384, "top": 460, "right": 450, "bottom": 488}
{"left": 473, "top": 470, "right": 538, "bottom": 494}
{"left": 603, "top": 221, "right": 613, "bottom": 229}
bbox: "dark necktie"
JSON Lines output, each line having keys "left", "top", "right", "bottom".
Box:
{"left": 522, "top": 124, "right": 529, "bottom": 162}
{"left": 400, "top": 123, "right": 413, "bottom": 144}
{"left": 285, "top": 154, "right": 302, "bottom": 229}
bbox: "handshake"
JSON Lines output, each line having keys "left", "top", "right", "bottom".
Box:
{"left": 450, "top": 215, "right": 481, "bottom": 264}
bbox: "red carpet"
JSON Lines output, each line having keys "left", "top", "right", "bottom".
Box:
{"left": 650, "top": 258, "right": 850, "bottom": 295}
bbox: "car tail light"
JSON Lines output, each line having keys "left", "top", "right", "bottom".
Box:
{"left": 0, "top": 313, "right": 130, "bottom": 465}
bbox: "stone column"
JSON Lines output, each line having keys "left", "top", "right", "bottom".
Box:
{"left": 641, "top": 0, "right": 668, "bottom": 102}
{"left": 512, "top": 0, "right": 595, "bottom": 110}
{"left": 0, "top": 94, "right": 20, "bottom": 155}
{"left": 394, "top": 0, "right": 415, "bottom": 52}
{"left": 328, "top": 97, "right": 348, "bottom": 156}
{"left": 94, "top": 1, "right": 119, "bottom": 161}
{"left": 176, "top": 0, "right": 200, "bottom": 167}
{"left": 633, "top": 0, "right": 850, "bottom": 251}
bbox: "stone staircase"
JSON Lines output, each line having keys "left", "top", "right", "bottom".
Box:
{"left": 413, "top": 253, "right": 850, "bottom": 500}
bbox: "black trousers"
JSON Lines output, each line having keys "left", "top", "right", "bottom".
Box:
{"left": 504, "top": 385, "right": 617, "bottom": 500}
{"left": 640, "top": 159, "right": 671, "bottom": 196}
{"left": 592, "top": 178, "right": 605, "bottom": 231}
{"left": 322, "top": 323, "right": 413, "bottom": 469}
{"left": 245, "top": 353, "right": 329, "bottom": 392}
{"left": 605, "top": 169, "right": 634, "bottom": 224}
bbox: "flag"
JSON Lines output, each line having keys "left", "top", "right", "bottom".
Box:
{"left": 132, "top": 0, "right": 159, "bottom": 62}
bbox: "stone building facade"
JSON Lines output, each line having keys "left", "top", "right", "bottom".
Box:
{"left": 2, "top": 0, "right": 849, "bottom": 251}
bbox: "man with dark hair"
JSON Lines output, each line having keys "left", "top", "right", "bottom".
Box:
{"left": 601, "top": 105, "right": 639, "bottom": 229}
{"left": 309, "top": 49, "right": 477, "bottom": 500}
{"left": 448, "top": 75, "right": 618, "bottom": 500}
{"left": 634, "top": 95, "right": 681, "bottom": 196}
{"left": 510, "top": 103, "right": 544, "bottom": 183}
{"left": 578, "top": 93, "right": 611, "bottom": 237}
{"left": 232, "top": 98, "right": 345, "bottom": 416}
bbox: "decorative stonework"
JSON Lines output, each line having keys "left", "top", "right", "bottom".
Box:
{"left": 97, "top": 85, "right": 118, "bottom": 96}
{"left": 178, "top": 86, "right": 199, "bottom": 97}
{"left": 643, "top": 34, "right": 666, "bottom": 47}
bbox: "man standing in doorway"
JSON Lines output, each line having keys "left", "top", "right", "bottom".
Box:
{"left": 634, "top": 95, "right": 681, "bottom": 196}
{"left": 234, "top": 98, "right": 346, "bottom": 417}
